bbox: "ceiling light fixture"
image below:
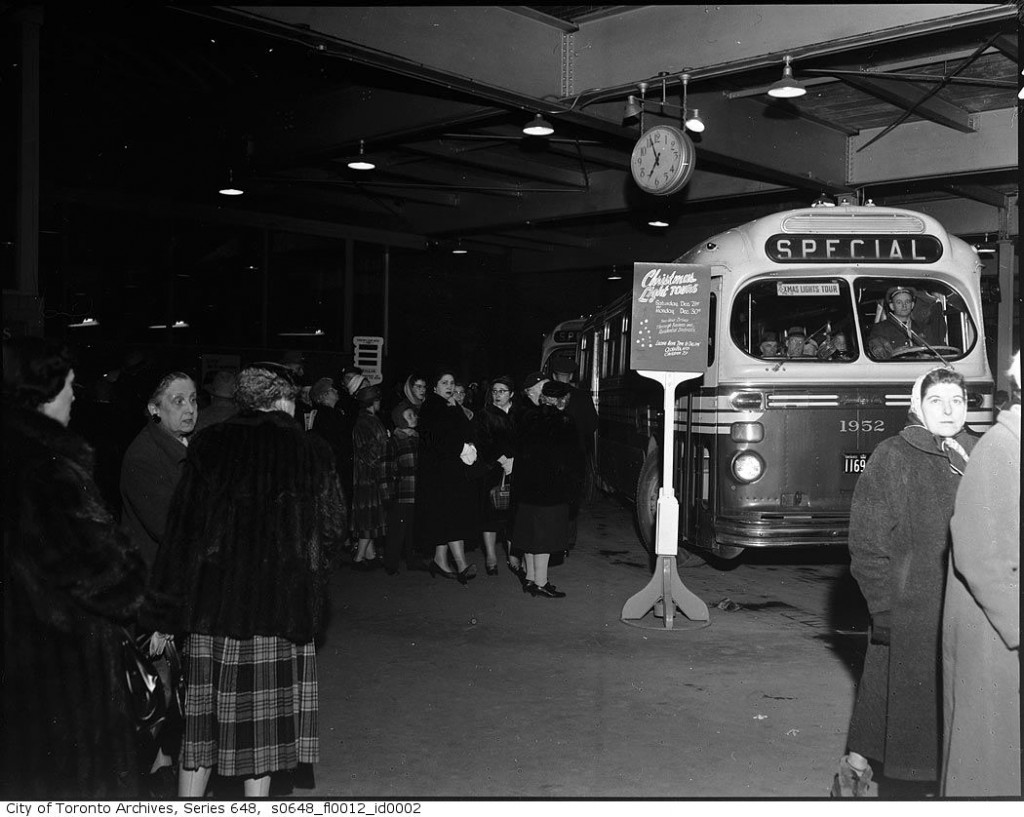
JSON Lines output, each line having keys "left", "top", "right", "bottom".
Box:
{"left": 68, "top": 317, "right": 99, "bottom": 328}
{"left": 347, "top": 140, "right": 375, "bottom": 170}
{"left": 522, "top": 114, "right": 554, "bottom": 136}
{"left": 148, "top": 320, "right": 190, "bottom": 330}
{"left": 218, "top": 169, "right": 244, "bottom": 196}
{"left": 767, "top": 55, "right": 807, "bottom": 99}
{"left": 279, "top": 328, "right": 326, "bottom": 337}
{"left": 679, "top": 73, "right": 705, "bottom": 134}
{"left": 451, "top": 240, "right": 468, "bottom": 255}
{"left": 647, "top": 218, "right": 669, "bottom": 228}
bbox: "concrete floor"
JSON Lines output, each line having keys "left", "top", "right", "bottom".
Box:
{"left": 215, "top": 495, "right": 871, "bottom": 799}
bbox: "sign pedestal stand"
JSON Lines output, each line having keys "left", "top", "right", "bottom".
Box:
{"left": 620, "top": 370, "right": 710, "bottom": 630}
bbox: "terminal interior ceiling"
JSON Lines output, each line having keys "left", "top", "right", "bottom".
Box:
{"left": 2, "top": 3, "right": 1019, "bottom": 372}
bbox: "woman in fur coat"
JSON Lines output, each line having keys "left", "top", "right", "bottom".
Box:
{"left": 143, "top": 363, "right": 346, "bottom": 797}
{"left": 2, "top": 337, "right": 147, "bottom": 799}
{"left": 833, "top": 367, "right": 978, "bottom": 797}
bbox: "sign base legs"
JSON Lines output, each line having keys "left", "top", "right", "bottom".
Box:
{"left": 621, "top": 555, "right": 710, "bottom": 629}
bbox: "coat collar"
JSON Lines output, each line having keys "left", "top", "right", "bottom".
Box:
{"left": 2, "top": 401, "right": 95, "bottom": 471}
{"left": 143, "top": 418, "right": 188, "bottom": 463}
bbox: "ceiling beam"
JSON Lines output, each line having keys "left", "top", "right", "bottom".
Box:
{"left": 829, "top": 75, "right": 974, "bottom": 132}
{"left": 401, "top": 141, "right": 588, "bottom": 188}
{"left": 942, "top": 184, "right": 1009, "bottom": 209}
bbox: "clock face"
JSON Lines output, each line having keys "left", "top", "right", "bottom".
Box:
{"left": 630, "top": 125, "right": 695, "bottom": 196}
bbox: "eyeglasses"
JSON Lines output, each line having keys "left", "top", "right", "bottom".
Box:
{"left": 491, "top": 388, "right": 510, "bottom": 394}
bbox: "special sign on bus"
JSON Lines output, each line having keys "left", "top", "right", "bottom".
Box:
{"left": 637, "top": 268, "right": 700, "bottom": 302}
{"left": 766, "top": 233, "right": 943, "bottom": 263}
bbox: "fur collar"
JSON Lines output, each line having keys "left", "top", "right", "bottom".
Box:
{"left": 3, "top": 401, "right": 95, "bottom": 472}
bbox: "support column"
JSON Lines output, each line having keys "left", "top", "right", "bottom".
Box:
{"left": 343, "top": 239, "right": 354, "bottom": 356}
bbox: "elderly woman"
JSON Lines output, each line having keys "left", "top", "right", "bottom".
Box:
{"left": 832, "top": 367, "right": 978, "bottom": 798}
{"left": 415, "top": 369, "right": 481, "bottom": 583}
{"left": 475, "top": 375, "right": 516, "bottom": 575}
{"left": 941, "top": 352, "right": 1020, "bottom": 797}
{"left": 143, "top": 363, "right": 345, "bottom": 798}
{"left": 512, "top": 380, "right": 584, "bottom": 598}
{"left": 121, "top": 371, "right": 198, "bottom": 570}
{"left": 3, "top": 337, "right": 146, "bottom": 798}
{"left": 351, "top": 383, "right": 389, "bottom": 568}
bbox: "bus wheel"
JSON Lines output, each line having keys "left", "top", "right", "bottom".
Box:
{"left": 635, "top": 450, "right": 705, "bottom": 568}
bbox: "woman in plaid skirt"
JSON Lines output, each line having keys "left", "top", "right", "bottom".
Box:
{"left": 143, "top": 363, "right": 346, "bottom": 797}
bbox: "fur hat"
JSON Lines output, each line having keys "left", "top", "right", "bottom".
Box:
{"left": 541, "top": 380, "right": 571, "bottom": 398}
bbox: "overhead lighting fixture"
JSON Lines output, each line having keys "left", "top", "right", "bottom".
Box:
{"left": 451, "top": 240, "right": 468, "bottom": 255}
{"left": 973, "top": 245, "right": 997, "bottom": 256}
{"left": 767, "top": 55, "right": 806, "bottom": 99}
{"left": 647, "top": 218, "right": 669, "bottom": 228}
{"left": 812, "top": 193, "right": 836, "bottom": 207}
{"left": 679, "top": 73, "right": 706, "bottom": 134}
{"left": 148, "top": 320, "right": 190, "bottom": 329}
{"left": 522, "top": 114, "right": 554, "bottom": 136}
{"left": 347, "top": 140, "right": 375, "bottom": 171}
{"left": 68, "top": 317, "right": 99, "bottom": 328}
{"left": 279, "top": 328, "right": 326, "bottom": 337}
{"left": 218, "top": 169, "right": 244, "bottom": 196}
{"left": 622, "top": 95, "right": 643, "bottom": 121}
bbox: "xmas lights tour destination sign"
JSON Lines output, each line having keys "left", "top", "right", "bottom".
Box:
{"left": 630, "top": 262, "right": 711, "bottom": 372}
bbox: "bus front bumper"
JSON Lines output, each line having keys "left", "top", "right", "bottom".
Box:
{"left": 715, "top": 514, "right": 849, "bottom": 549}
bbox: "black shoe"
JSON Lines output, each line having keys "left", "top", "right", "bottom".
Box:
{"left": 456, "top": 564, "right": 478, "bottom": 585}
{"left": 530, "top": 582, "right": 566, "bottom": 598}
{"left": 429, "top": 560, "right": 456, "bottom": 580}
{"left": 485, "top": 563, "right": 499, "bottom": 576}
{"left": 523, "top": 580, "right": 537, "bottom": 594}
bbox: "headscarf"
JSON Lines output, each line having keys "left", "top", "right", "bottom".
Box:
{"left": 402, "top": 374, "right": 425, "bottom": 407}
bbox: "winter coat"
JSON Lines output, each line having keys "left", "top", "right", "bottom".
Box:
{"left": 143, "top": 410, "right": 346, "bottom": 642}
{"left": 511, "top": 404, "right": 585, "bottom": 508}
{"left": 941, "top": 407, "right": 1020, "bottom": 796}
{"left": 845, "top": 422, "right": 977, "bottom": 780}
{"left": 2, "top": 403, "right": 147, "bottom": 799}
{"left": 414, "top": 391, "right": 481, "bottom": 548}
{"left": 120, "top": 419, "right": 188, "bottom": 569}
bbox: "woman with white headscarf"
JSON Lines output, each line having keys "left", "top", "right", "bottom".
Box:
{"left": 831, "top": 367, "right": 978, "bottom": 798}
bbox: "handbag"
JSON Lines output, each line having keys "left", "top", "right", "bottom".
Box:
{"left": 121, "top": 629, "right": 168, "bottom": 738}
{"left": 489, "top": 471, "right": 511, "bottom": 511}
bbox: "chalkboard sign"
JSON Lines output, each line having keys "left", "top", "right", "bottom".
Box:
{"left": 630, "top": 262, "right": 712, "bottom": 372}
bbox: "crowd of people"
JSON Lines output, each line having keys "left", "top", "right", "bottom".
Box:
{"left": 2, "top": 333, "right": 1016, "bottom": 801}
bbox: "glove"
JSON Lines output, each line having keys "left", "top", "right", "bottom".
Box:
{"left": 501, "top": 457, "right": 514, "bottom": 475}
{"left": 460, "top": 442, "right": 478, "bottom": 465}
{"left": 869, "top": 612, "right": 891, "bottom": 645}
{"left": 147, "top": 632, "right": 172, "bottom": 657}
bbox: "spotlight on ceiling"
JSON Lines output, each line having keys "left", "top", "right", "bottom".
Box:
{"left": 68, "top": 317, "right": 99, "bottom": 328}
{"left": 522, "top": 114, "right": 554, "bottom": 136}
{"left": 347, "top": 140, "right": 375, "bottom": 171}
{"left": 647, "top": 219, "right": 669, "bottom": 228}
{"left": 218, "top": 169, "right": 244, "bottom": 196}
{"left": 684, "top": 108, "right": 705, "bottom": 133}
{"left": 622, "top": 95, "right": 643, "bottom": 121}
{"left": 767, "top": 55, "right": 807, "bottom": 99}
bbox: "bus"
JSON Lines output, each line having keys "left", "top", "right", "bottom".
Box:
{"left": 540, "top": 317, "right": 586, "bottom": 375}
{"left": 576, "top": 201, "right": 995, "bottom": 563}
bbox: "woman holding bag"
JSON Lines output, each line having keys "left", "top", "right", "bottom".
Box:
{"left": 476, "top": 375, "right": 517, "bottom": 576}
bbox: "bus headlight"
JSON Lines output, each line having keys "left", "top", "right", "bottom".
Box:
{"left": 730, "top": 422, "right": 764, "bottom": 442}
{"left": 731, "top": 451, "right": 765, "bottom": 484}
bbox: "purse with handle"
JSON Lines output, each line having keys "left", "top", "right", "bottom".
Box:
{"left": 489, "top": 471, "right": 511, "bottom": 511}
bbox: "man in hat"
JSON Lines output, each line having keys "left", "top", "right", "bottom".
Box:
{"left": 784, "top": 326, "right": 807, "bottom": 359}
{"left": 868, "top": 286, "right": 938, "bottom": 360}
{"left": 547, "top": 358, "right": 598, "bottom": 555}
{"left": 194, "top": 370, "right": 238, "bottom": 434}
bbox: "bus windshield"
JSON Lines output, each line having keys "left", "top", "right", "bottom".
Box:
{"left": 730, "top": 275, "right": 978, "bottom": 363}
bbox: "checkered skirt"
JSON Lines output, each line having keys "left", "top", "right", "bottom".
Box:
{"left": 181, "top": 634, "right": 318, "bottom": 777}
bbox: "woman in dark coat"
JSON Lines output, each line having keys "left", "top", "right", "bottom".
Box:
{"left": 415, "top": 369, "right": 481, "bottom": 583}
{"left": 475, "top": 375, "right": 516, "bottom": 575}
{"left": 834, "top": 367, "right": 978, "bottom": 797}
{"left": 120, "top": 371, "right": 198, "bottom": 570}
{"left": 2, "top": 337, "right": 147, "bottom": 799}
{"left": 143, "top": 363, "right": 346, "bottom": 797}
{"left": 511, "top": 380, "right": 584, "bottom": 598}
{"left": 941, "top": 352, "right": 1020, "bottom": 797}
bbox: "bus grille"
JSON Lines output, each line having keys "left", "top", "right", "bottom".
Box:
{"left": 782, "top": 213, "right": 926, "bottom": 234}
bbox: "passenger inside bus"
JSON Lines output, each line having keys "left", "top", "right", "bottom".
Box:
{"left": 733, "top": 276, "right": 976, "bottom": 364}
{"left": 759, "top": 331, "right": 780, "bottom": 357}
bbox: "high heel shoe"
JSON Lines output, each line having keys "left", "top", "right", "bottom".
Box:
{"left": 529, "top": 582, "right": 566, "bottom": 598}
{"left": 485, "top": 563, "right": 499, "bottom": 576}
{"left": 429, "top": 560, "right": 456, "bottom": 580}
{"left": 456, "top": 564, "right": 477, "bottom": 585}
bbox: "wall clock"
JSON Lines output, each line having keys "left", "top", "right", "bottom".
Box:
{"left": 630, "top": 124, "right": 696, "bottom": 196}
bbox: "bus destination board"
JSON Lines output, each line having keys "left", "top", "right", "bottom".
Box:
{"left": 765, "top": 234, "right": 943, "bottom": 263}
{"left": 630, "top": 262, "right": 711, "bottom": 372}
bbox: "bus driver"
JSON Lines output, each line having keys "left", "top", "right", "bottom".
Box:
{"left": 868, "top": 286, "right": 935, "bottom": 359}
